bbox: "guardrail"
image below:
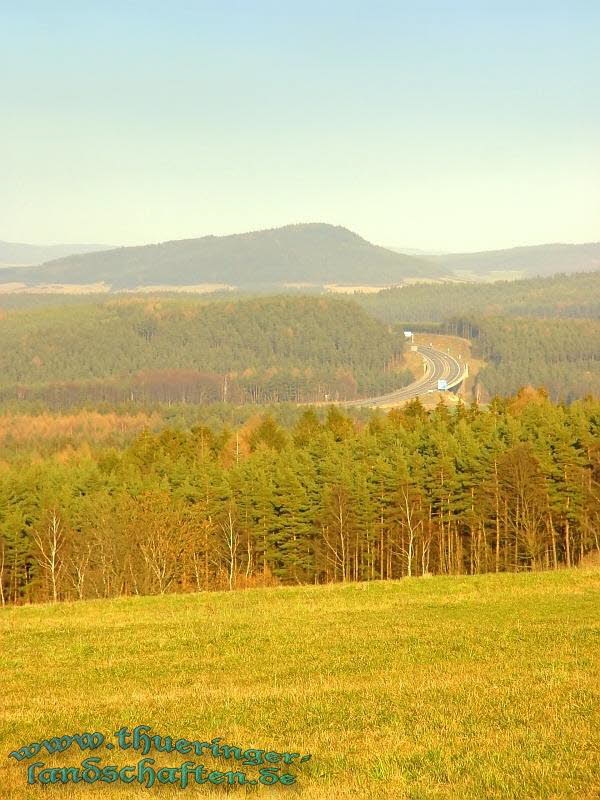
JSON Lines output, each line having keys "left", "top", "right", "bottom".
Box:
{"left": 446, "top": 363, "right": 469, "bottom": 392}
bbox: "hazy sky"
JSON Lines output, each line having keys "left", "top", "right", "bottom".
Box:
{"left": 2, "top": 1, "right": 599, "bottom": 252}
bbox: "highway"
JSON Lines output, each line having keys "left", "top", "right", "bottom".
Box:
{"left": 341, "top": 345, "right": 466, "bottom": 408}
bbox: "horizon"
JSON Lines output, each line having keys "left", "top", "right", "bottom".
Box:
{"left": 2, "top": 2, "right": 599, "bottom": 252}
{"left": 2, "top": 220, "right": 599, "bottom": 258}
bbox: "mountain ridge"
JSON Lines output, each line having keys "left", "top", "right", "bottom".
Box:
{"left": 0, "top": 223, "right": 446, "bottom": 288}
{"left": 4, "top": 227, "right": 597, "bottom": 288}
{"left": 429, "top": 241, "right": 600, "bottom": 277}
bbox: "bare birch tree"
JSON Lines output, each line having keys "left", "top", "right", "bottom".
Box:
{"left": 32, "top": 510, "right": 66, "bottom": 603}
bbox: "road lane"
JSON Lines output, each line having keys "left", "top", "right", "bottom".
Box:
{"left": 341, "top": 345, "right": 465, "bottom": 408}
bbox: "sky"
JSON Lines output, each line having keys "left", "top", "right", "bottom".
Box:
{"left": 1, "top": 1, "right": 599, "bottom": 252}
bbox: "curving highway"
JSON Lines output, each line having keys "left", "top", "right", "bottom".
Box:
{"left": 341, "top": 345, "right": 466, "bottom": 408}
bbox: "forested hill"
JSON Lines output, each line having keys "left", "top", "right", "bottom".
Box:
{"left": 0, "top": 295, "right": 411, "bottom": 406}
{"left": 430, "top": 241, "right": 600, "bottom": 278}
{"left": 0, "top": 224, "right": 445, "bottom": 288}
{"left": 357, "top": 270, "right": 600, "bottom": 324}
{"left": 355, "top": 271, "right": 600, "bottom": 403}
{"left": 448, "top": 317, "right": 600, "bottom": 403}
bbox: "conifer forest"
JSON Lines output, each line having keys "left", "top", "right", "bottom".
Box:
{"left": 2, "top": 395, "right": 598, "bottom": 605}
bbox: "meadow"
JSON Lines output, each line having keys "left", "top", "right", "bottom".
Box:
{"left": 1, "top": 569, "right": 599, "bottom": 799}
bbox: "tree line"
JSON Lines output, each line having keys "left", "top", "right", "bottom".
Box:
{"left": 0, "top": 295, "right": 410, "bottom": 407}
{"left": 2, "top": 393, "right": 598, "bottom": 605}
{"left": 442, "top": 316, "right": 600, "bottom": 402}
{"left": 357, "top": 270, "right": 600, "bottom": 324}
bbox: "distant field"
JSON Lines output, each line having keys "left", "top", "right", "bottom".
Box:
{"left": 1, "top": 569, "right": 598, "bottom": 799}
{"left": 0, "top": 282, "right": 110, "bottom": 294}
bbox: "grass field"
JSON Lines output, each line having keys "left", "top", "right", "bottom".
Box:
{"left": 1, "top": 569, "right": 599, "bottom": 799}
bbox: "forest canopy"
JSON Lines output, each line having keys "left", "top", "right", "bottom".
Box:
{"left": 1, "top": 271, "right": 599, "bottom": 406}
{"left": 2, "top": 396, "right": 598, "bottom": 605}
{"left": 356, "top": 271, "right": 600, "bottom": 402}
{"left": 357, "top": 270, "right": 600, "bottom": 324}
{"left": 0, "top": 295, "right": 410, "bottom": 407}
{"left": 446, "top": 317, "right": 600, "bottom": 403}
{"left": 0, "top": 224, "right": 443, "bottom": 287}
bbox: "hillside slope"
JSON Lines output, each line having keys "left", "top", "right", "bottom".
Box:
{"left": 0, "top": 295, "right": 410, "bottom": 405}
{"left": 0, "top": 240, "right": 110, "bottom": 266}
{"left": 464, "top": 316, "right": 600, "bottom": 402}
{"left": 0, "top": 224, "right": 447, "bottom": 288}
{"left": 431, "top": 241, "right": 600, "bottom": 277}
{"left": 357, "top": 270, "right": 600, "bottom": 323}
{"left": 2, "top": 570, "right": 598, "bottom": 799}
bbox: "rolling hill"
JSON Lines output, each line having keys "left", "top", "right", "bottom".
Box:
{"left": 430, "top": 241, "right": 600, "bottom": 278}
{"left": 3, "top": 570, "right": 598, "bottom": 800}
{"left": 0, "top": 224, "right": 447, "bottom": 289}
{"left": 0, "top": 295, "right": 411, "bottom": 406}
{"left": 357, "top": 270, "right": 600, "bottom": 323}
{"left": 0, "top": 240, "right": 111, "bottom": 267}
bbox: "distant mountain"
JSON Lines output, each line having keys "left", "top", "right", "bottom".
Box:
{"left": 430, "top": 242, "right": 600, "bottom": 278}
{"left": 0, "top": 224, "right": 447, "bottom": 288}
{"left": 0, "top": 240, "right": 111, "bottom": 267}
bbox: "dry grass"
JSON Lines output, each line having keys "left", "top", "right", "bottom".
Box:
{"left": 0, "top": 283, "right": 111, "bottom": 294}
{"left": 1, "top": 569, "right": 599, "bottom": 798}
{"left": 324, "top": 285, "right": 389, "bottom": 294}
{"left": 0, "top": 411, "right": 163, "bottom": 447}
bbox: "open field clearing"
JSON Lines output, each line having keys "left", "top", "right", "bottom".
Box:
{"left": 1, "top": 569, "right": 599, "bottom": 799}
{"left": 0, "top": 283, "right": 110, "bottom": 294}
